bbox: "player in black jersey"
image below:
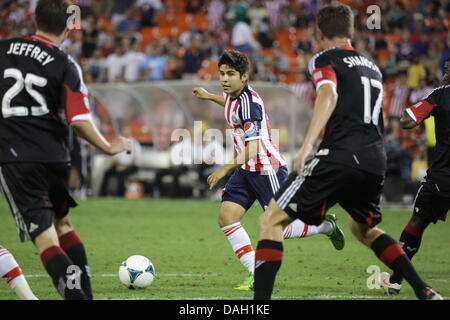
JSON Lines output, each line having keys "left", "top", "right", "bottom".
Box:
{"left": 0, "top": 0, "right": 132, "bottom": 300}
{"left": 380, "top": 57, "right": 450, "bottom": 295}
{"left": 253, "top": 3, "right": 442, "bottom": 300}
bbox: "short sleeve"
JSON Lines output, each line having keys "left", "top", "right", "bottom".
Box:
{"left": 308, "top": 52, "right": 337, "bottom": 92}
{"left": 238, "top": 92, "right": 263, "bottom": 141}
{"left": 62, "top": 58, "right": 91, "bottom": 124}
{"left": 405, "top": 88, "right": 441, "bottom": 124}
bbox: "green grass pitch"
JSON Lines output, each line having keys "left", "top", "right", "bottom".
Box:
{"left": 0, "top": 197, "right": 449, "bottom": 300}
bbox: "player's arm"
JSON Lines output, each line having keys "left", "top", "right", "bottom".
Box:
{"left": 207, "top": 139, "right": 259, "bottom": 189}
{"left": 400, "top": 112, "right": 418, "bottom": 129}
{"left": 192, "top": 87, "right": 225, "bottom": 107}
{"left": 71, "top": 120, "right": 132, "bottom": 155}
{"left": 294, "top": 83, "right": 338, "bottom": 175}
{"left": 401, "top": 97, "right": 438, "bottom": 130}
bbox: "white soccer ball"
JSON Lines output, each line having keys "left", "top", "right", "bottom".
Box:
{"left": 118, "top": 255, "right": 155, "bottom": 289}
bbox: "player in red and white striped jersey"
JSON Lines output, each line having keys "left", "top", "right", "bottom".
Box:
{"left": 193, "top": 50, "right": 344, "bottom": 291}
{"left": 0, "top": 246, "right": 38, "bottom": 300}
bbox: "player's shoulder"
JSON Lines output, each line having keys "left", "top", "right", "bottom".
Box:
{"left": 239, "top": 85, "right": 264, "bottom": 106}
{"left": 424, "top": 84, "right": 450, "bottom": 103}
{"left": 308, "top": 47, "right": 340, "bottom": 74}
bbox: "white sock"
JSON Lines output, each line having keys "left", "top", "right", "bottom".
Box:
{"left": 221, "top": 222, "right": 255, "bottom": 274}
{"left": 283, "top": 219, "right": 333, "bottom": 239}
{"left": 0, "top": 248, "right": 38, "bottom": 300}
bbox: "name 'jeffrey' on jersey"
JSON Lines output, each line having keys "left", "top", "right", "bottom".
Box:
{"left": 308, "top": 46, "right": 387, "bottom": 176}
{"left": 223, "top": 85, "right": 286, "bottom": 172}
{"left": 0, "top": 35, "right": 91, "bottom": 163}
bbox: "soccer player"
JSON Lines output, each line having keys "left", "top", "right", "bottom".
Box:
{"left": 0, "top": 245, "right": 38, "bottom": 300}
{"left": 380, "top": 57, "right": 450, "bottom": 295}
{"left": 0, "top": 0, "right": 132, "bottom": 300}
{"left": 252, "top": 3, "right": 442, "bottom": 300}
{"left": 192, "top": 50, "right": 344, "bottom": 291}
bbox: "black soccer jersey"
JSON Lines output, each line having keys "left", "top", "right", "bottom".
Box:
{"left": 308, "top": 46, "right": 386, "bottom": 176}
{"left": 0, "top": 35, "right": 91, "bottom": 164}
{"left": 406, "top": 84, "right": 450, "bottom": 192}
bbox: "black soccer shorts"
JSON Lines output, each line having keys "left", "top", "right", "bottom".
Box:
{"left": 413, "top": 179, "right": 450, "bottom": 224}
{"left": 0, "top": 163, "right": 77, "bottom": 242}
{"left": 274, "top": 158, "right": 383, "bottom": 227}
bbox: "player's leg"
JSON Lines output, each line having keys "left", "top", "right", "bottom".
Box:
{"left": 0, "top": 245, "right": 38, "bottom": 300}
{"left": 250, "top": 167, "right": 343, "bottom": 246}
{"left": 389, "top": 182, "right": 448, "bottom": 288}
{"left": 254, "top": 199, "right": 294, "bottom": 300}
{"left": 0, "top": 163, "right": 87, "bottom": 300}
{"left": 34, "top": 225, "right": 87, "bottom": 300}
{"left": 54, "top": 215, "right": 93, "bottom": 300}
{"left": 348, "top": 218, "right": 441, "bottom": 299}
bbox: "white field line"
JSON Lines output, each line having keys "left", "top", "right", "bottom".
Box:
{"left": 25, "top": 273, "right": 219, "bottom": 278}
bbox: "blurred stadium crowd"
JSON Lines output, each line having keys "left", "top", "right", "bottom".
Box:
{"left": 1, "top": 0, "right": 450, "bottom": 200}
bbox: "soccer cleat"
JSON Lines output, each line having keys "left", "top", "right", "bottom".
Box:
{"left": 379, "top": 272, "right": 401, "bottom": 295}
{"left": 423, "top": 288, "right": 443, "bottom": 300}
{"left": 234, "top": 273, "right": 254, "bottom": 291}
{"left": 324, "top": 214, "right": 345, "bottom": 250}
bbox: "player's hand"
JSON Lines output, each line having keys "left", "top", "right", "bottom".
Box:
{"left": 192, "top": 87, "right": 211, "bottom": 100}
{"left": 108, "top": 136, "right": 133, "bottom": 155}
{"left": 207, "top": 167, "right": 228, "bottom": 190}
{"left": 293, "top": 144, "right": 312, "bottom": 177}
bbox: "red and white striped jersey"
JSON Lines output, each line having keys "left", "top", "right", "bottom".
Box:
{"left": 223, "top": 85, "right": 285, "bottom": 172}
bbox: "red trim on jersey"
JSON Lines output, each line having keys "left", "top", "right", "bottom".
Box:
{"left": 311, "top": 65, "right": 337, "bottom": 87}
{"left": 2, "top": 266, "right": 23, "bottom": 284}
{"left": 64, "top": 84, "right": 91, "bottom": 124}
{"left": 255, "top": 248, "right": 283, "bottom": 261}
{"left": 366, "top": 205, "right": 374, "bottom": 227}
{"left": 341, "top": 45, "right": 355, "bottom": 51}
{"left": 379, "top": 244, "right": 405, "bottom": 267}
{"left": 235, "top": 245, "right": 254, "bottom": 259}
{"left": 408, "top": 100, "right": 437, "bottom": 124}
{"left": 22, "top": 34, "right": 55, "bottom": 48}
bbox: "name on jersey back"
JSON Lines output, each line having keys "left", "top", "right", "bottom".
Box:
{"left": 343, "top": 55, "right": 381, "bottom": 76}
{"left": 6, "top": 42, "right": 55, "bottom": 66}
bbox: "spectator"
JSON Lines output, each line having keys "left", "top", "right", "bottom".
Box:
{"left": 99, "top": 126, "right": 142, "bottom": 197}
{"left": 225, "top": 0, "right": 249, "bottom": 28}
{"left": 186, "top": 0, "right": 204, "bottom": 14}
{"left": 182, "top": 38, "right": 205, "bottom": 77}
{"left": 207, "top": 0, "right": 227, "bottom": 31}
{"left": 388, "top": 71, "right": 410, "bottom": 120}
{"left": 104, "top": 45, "right": 127, "bottom": 82}
{"left": 407, "top": 54, "right": 427, "bottom": 89}
{"left": 85, "top": 48, "right": 106, "bottom": 82}
{"left": 289, "top": 71, "right": 315, "bottom": 110}
{"left": 179, "top": 24, "right": 203, "bottom": 48}
{"left": 231, "top": 18, "right": 261, "bottom": 55}
{"left": 117, "top": 8, "right": 141, "bottom": 35}
{"left": 138, "top": 0, "right": 164, "bottom": 27}
{"left": 264, "top": 0, "right": 289, "bottom": 29}
{"left": 82, "top": 15, "right": 99, "bottom": 59}
{"left": 141, "top": 44, "right": 168, "bottom": 81}
{"left": 122, "top": 41, "right": 148, "bottom": 83}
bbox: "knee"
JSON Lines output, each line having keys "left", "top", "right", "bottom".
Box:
{"left": 54, "top": 218, "right": 74, "bottom": 237}
{"left": 218, "top": 212, "right": 238, "bottom": 228}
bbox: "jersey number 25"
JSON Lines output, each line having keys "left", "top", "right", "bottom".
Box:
{"left": 2, "top": 68, "right": 50, "bottom": 118}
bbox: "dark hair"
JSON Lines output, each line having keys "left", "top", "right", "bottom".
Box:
{"left": 317, "top": 3, "right": 354, "bottom": 40}
{"left": 35, "top": 0, "right": 72, "bottom": 36}
{"left": 218, "top": 50, "right": 250, "bottom": 78}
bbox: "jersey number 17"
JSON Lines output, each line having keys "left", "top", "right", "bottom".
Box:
{"left": 361, "top": 76, "right": 383, "bottom": 126}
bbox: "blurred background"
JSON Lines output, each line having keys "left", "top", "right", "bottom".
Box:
{"left": 1, "top": 0, "right": 449, "bottom": 205}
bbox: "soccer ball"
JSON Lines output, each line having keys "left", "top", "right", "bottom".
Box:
{"left": 118, "top": 255, "right": 155, "bottom": 289}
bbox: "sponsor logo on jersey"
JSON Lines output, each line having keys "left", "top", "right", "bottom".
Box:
{"left": 244, "top": 122, "right": 256, "bottom": 135}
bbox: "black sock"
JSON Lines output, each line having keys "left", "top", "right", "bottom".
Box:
{"left": 59, "top": 231, "right": 93, "bottom": 300}
{"left": 390, "top": 223, "right": 424, "bottom": 285}
{"left": 40, "top": 246, "right": 87, "bottom": 300}
{"left": 371, "top": 234, "right": 429, "bottom": 299}
{"left": 254, "top": 240, "right": 283, "bottom": 300}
